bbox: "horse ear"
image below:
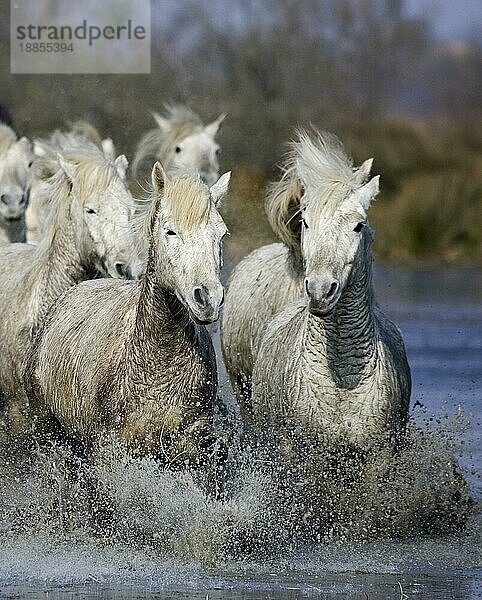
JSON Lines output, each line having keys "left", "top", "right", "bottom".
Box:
{"left": 151, "top": 161, "right": 167, "bottom": 195}
{"left": 114, "top": 154, "right": 128, "bottom": 179}
{"left": 17, "top": 135, "right": 30, "bottom": 147}
{"left": 33, "top": 140, "right": 46, "bottom": 157}
{"left": 210, "top": 171, "right": 231, "bottom": 206}
{"left": 57, "top": 153, "right": 76, "bottom": 182}
{"left": 16, "top": 136, "right": 32, "bottom": 157}
{"left": 353, "top": 158, "right": 373, "bottom": 186}
{"left": 151, "top": 111, "right": 169, "bottom": 131}
{"left": 357, "top": 175, "right": 380, "bottom": 210}
{"left": 204, "top": 113, "right": 226, "bottom": 138}
{"left": 102, "top": 138, "right": 116, "bottom": 160}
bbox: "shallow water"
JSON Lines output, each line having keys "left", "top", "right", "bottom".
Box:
{"left": 0, "top": 266, "right": 480, "bottom": 599}
{"left": 0, "top": 572, "right": 480, "bottom": 599}
{"left": 374, "top": 266, "right": 481, "bottom": 496}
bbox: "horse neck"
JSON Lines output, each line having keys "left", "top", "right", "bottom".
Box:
{"left": 35, "top": 201, "right": 87, "bottom": 326}
{"left": 133, "top": 246, "right": 194, "bottom": 355}
{"left": 289, "top": 245, "right": 304, "bottom": 275}
{"left": 313, "top": 234, "right": 377, "bottom": 385}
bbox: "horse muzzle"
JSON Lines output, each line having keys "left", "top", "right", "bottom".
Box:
{"left": 188, "top": 284, "right": 224, "bottom": 324}
{"left": 305, "top": 276, "right": 341, "bottom": 317}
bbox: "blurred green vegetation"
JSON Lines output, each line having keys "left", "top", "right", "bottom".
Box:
{"left": 1, "top": 1, "right": 480, "bottom": 265}
{"left": 223, "top": 117, "right": 482, "bottom": 266}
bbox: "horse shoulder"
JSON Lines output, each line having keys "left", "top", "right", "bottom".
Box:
{"left": 222, "top": 242, "right": 303, "bottom": 401}
{"left": 0, "top": 244, "right": 39, "bottom": 349}
{"left": 373, "top": 305, "right": 412, "bottom": 422}
{"left": 252, "top": 299, "right": 307, "bottom": 423}
{"left": 31, "top": 279, "right": 137, "bottom": 439}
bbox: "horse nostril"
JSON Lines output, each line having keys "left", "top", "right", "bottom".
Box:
{"left": 0, "top": 194, "right": 6, "bottom": 205}
{"left": 193, "top": 285, "right": 209, "bottom": 308}
{"left": 305, "top": 278, "right": 310, "bottom": 295}
{"left": 115, "top": 262, "right": 131, "bottom": 279}
{"left": 327, "top": 281, "right": 339, "bottom": 299}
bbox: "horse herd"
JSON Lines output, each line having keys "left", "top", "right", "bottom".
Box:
{"left": 0, "top": 104, "right": 411, "bottom": 476}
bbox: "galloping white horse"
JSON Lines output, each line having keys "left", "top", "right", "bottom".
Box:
{"left": 25, "top": 164, "right": 231, "bottom": 465}
{"left": 250, "top": 131, "right": 411, "bottom": 447}
{"left": 221, "top": 131, "right": 372, "bottom": 413}
{"left": 26, "top": 122, "right": 118, "bottom": 244}
{"left": 133, "top": 104, "right": 225, "bottom": 186}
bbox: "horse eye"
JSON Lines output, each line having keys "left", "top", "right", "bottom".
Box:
{"left": 165, "top": 229, "right": 177, "bottom": 236}
{"left": 354, "top": 222, "right": 364, "bottom": 232}
{"left": 175, "top": 146, "right": 181, "bottom": 153}
{"left": 215, "top": 148, "right": 221, "bottom": 156}
{"left": 28, "top": 161, "right": 33, "bottom": 168}
{"left": 85, "top": 207, "right": 96, "bottom": 215}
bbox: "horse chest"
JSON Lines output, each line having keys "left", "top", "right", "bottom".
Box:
{"left": 288, "top": 334, "right": 395, "bottom": 443}
{"left": 114, "top": 336, "right": 216, "bottom": 431}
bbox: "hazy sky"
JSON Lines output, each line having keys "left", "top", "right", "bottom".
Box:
{"left": 406, "top": 0, "right": 482, "bottom": 40}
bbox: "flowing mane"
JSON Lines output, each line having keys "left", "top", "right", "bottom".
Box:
{"left": 132, "top": 105, "right": 205, "bottom": 176}
{"left": 265, "top": 130, "right": 359, "bottom": 258}
{"left": 265, "top": 160, "right": 303, "bottom": 259}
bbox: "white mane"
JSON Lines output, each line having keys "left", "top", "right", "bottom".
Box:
{"left": 265, "top": 130, "right": 360, "bottom": 256}
{"left": 294, "top": 130, "right": 358, "bottom": 210}
{"left": 34, "top": 130, "right": 103, "bottom": 166}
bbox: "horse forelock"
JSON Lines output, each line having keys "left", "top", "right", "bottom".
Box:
{"left": 164, "top": 173, "right": 211, "bottom": 230}
{"left": 163, "top": 104, "right": 204, "bottom": 134}
{"left": 63, "top": 150, "right": 119, "bottom": 201}
{"left": 134, "top": 172, "right": 212, "bottom": 245}
{"left": 294, "top": 130, "right": 357, "bottom": 214}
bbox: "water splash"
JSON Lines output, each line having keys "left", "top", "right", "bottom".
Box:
{"left": 0, "top": 408, "right": 478, "bottom": 584}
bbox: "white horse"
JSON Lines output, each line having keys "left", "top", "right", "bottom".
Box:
{"left": 221, "top": 131, "right": 372, "bottom": 414}
{"left": 25, "top": 163, "right": 230, "bottom": 466}
{"left": 133, "top": 104, "right": 225, "bottom": 186}
{"left": 249, "top": 131, "right": 411, "bottom": 447}
{"left": 26, "top": 122, "right": 118, "bottom": 244}
{"left": 0, "top": 124, "right": 33, "bottom": 245}
{"left": 0, "top": 145, "right": 138, "bottom": 434}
